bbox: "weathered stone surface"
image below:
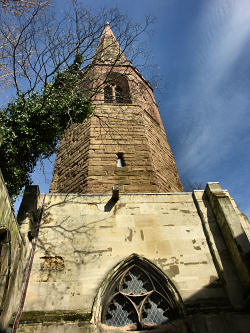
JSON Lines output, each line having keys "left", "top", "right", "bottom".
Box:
{"left": 205, "top": 183, "right": 250, "bottom": 292}
{"left": 13, "top": 312, "right": 250, "bottom": 333}
{"left": 50, "top": 28, "right": 183, "bottom": 194}
{"left": 0, "top": 170, "right": 24, "bottom": 328}
{"left": 13, "top": 185, "right": 249, "bottom": 332}
{"left": 22, "top": 190, "right": 235, "bottom": 313}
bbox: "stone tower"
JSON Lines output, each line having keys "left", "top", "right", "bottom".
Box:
{"left": 50, "top": 23, "right": 183, "bottom": 194}
{"left": 1, "top": 22, "right": 250, "bottom": 333}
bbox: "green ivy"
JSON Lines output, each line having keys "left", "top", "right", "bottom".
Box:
{"left": 0, "top": 57, "right": 92, "bottom": 200}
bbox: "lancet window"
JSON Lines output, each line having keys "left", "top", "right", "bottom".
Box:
{"left": 101, "top": 259, "right": 180, "bottom": 330}
{"left": 117, "top": 153, "right": 125, "bottom": 167}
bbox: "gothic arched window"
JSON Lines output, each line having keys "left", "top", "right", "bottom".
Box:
{"left": 101, "top": 256, "right": 181, "bottom": 331}
{"left": 104, "top": 85, "right": 113, "bottom": 103}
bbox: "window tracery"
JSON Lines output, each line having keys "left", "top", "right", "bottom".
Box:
{"left": 102, "top": 262, "right": 179, "bottom": 330}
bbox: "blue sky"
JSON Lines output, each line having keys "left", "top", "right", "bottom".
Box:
{"left": 12, "top": 0, "right": 250, "bottom": 218}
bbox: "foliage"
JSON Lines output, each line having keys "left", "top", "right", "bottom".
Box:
{"left": 0, "top": 57, "right": 92, "bottom": 200}
{"left": 0, "top": 0, "right": 155, "bottom": 200}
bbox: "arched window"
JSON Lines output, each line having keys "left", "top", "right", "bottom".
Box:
{"left": 100, "top": 255, "right": 181, "bottom": 331}
{"left": 104, "top": 85, "right": 113, "bottom": 103}
{"left": 104, "top": 72, "right": 132, "bottom": 104}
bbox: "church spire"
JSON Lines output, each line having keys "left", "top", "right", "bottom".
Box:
{"left": 50, "top": 23, "right": 183, "bottom": 194}
{"left": 93, "top": 22, "right": 127, "bottom": 63}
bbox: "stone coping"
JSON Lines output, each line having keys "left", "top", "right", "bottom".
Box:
{"left": 44, "top": 192, "right": 194, "bottom": 197}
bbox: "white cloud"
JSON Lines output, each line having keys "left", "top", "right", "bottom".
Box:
{"left": 175, "top": 0, "right": 250, "bottom": 176}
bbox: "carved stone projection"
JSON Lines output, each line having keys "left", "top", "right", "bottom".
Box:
{"left": 101, "top": 256, "right": 181, "bottom": 330}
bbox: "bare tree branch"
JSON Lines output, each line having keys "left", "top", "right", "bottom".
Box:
{"left": 0, "top": 1, "right": 156, "bottom": 98}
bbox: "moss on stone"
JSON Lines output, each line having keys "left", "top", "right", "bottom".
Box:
{"left": 10, "top": 310, "right": 92, "bottom": 324}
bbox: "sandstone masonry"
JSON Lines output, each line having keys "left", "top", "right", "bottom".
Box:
{"left": 50, "top": 23, "right": 183, "bottom": 194}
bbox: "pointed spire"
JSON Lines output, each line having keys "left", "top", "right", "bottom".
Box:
{"left": 93, "top": 22, "right": 127, "bottom": 63}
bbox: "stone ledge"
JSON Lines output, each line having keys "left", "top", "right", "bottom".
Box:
{"left": 9, "top": 310, "right": 91, "bottom": 325}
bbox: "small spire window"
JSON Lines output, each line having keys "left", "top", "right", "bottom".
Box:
{"left": 117, "top": 153, "right": 125, "bottom": 167}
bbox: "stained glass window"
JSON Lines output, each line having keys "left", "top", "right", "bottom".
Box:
{"left": 102, "top": 263, "right": 179, "bottom": 330}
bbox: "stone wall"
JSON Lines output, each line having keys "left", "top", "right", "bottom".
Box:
{"left": 87, "top": 105, "right": 157, "bottom": 193}
{"left": 16, "top": 183, "right": 249, "bottom": 332}
{"left": 13, "top": 312, "right": 250, "bottom": 333}
{"left": 0, "top": 169, "right": 24, "bottom": 328}
{"left": 50, "top": 118, "right": 91, "bottom": 193}
{"left": 50, "top": 103, "right": 183, "bottom": 194}
{"left": 143, "top": 111, "right": 183, "bottom": 192}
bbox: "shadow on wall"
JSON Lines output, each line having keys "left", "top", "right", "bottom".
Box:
{"left": 236, "top": 232, "right": 250, "bottom": 275}
{"left": 0, "top": 325, "right": 8, "bottom": 333}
